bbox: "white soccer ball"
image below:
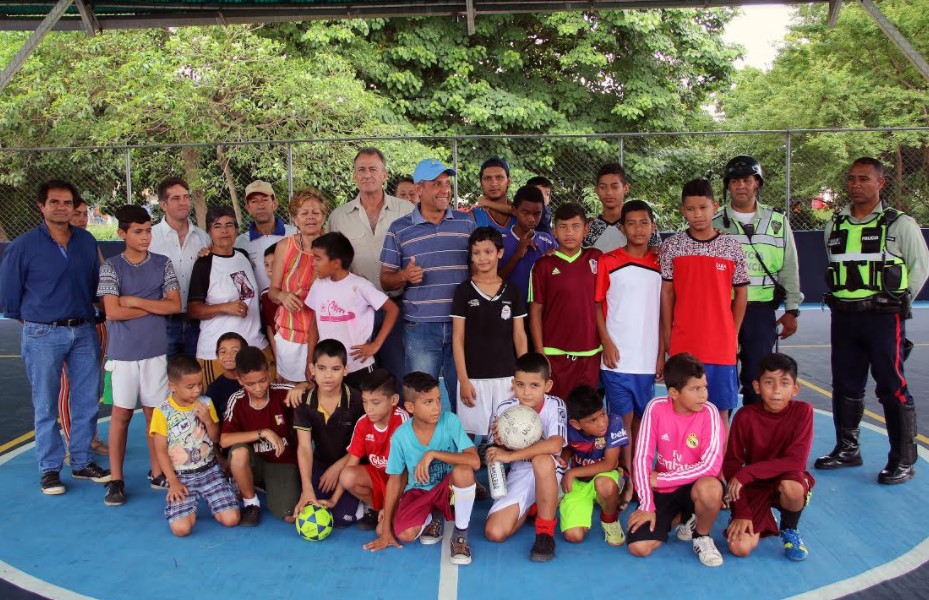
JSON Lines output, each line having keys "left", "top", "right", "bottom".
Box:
{"left": 496, "top": 404, "right": 543, "bottom": 450}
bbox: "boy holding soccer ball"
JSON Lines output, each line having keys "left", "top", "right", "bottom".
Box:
{"left": 485, "top": 352, "right": 567, "bottom": 562}
{"left": 560, "top": 385, "right": 629, "bottom": 546}
{"left": 365, "top": 372, "right": 479, "bottom": 566}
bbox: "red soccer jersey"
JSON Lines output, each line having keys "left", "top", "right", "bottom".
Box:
{"left": 222, "top": 384, "right": 297, "bottom": 464}
{"left": 529, "top": 248, "right": 602, "bottom": 354}
{"left": 659, "top": 230, "right": 748, "bottom": 365}
{"left": 346, "top": 407, "right": 409, "bottom": 471}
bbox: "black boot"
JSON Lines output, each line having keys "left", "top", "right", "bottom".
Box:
{"left": 878, "top": 403, "right": 917, "bottom": 485}
{"left": 814, "top": 396, "right": 865, "bottom": 470}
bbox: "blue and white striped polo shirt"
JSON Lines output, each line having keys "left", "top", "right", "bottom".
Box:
{"left": 380, "top": 207, "right": 475, "bottom": 323}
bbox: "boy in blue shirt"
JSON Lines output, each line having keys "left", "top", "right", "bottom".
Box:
{"left": 364, "top": 372, "right": 480, "bottom": 565}
{"left": 500, "top": 186, "right": 558, "bottom": 301}
{"left": 560, "top": 385, "right": 628, "bottom": 546}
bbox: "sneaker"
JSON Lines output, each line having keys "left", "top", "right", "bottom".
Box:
{"left": 530, "top": 533, "right": 556, "bottom": 562}
{"left": 780, "top": 528, "right": 809, "bottom": 561}
{"left": 356, "top": 508, "right": 379, "bottom": 531}
{"left": 421, "top": 516, "right": 444, "bottom": 545}
{"left": 91, "top": 438, "right": 110, "bottom": 455}
{"left": 104, "top": 480, "right": 127, "bottom": 506}
{"left": 240, "top": 504, "right": 261, "bottom": 527}
{"left": 449, "top": 534, "right": 472, "bottom": 565}
{"left": 148, "top": 471, "right": 169, "bottom": 490}
{"left": 602, "top": 520, "right": 626, "bottom": 546}
{"left": 40, "top": 471, "right": 66, "bottom": 495}
{"left": 72, "top": 462, "right": 111, "bottom": 483}
{"left": 676, "top": 514, "right": 696, "bottom": 541}
{"left": 692, "top": 535, "right": 724, "bottom": 567}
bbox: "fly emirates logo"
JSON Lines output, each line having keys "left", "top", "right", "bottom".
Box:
{"left": 656, "top": 448, "right": 687, "bottom": 472}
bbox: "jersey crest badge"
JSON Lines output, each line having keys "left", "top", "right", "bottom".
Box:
{"left": 501, "top": 305, "right": 512, "bottom": 320}
{"left": 686, "top": 432, "right": 699, "bottom": 449}
{"left": 589, "top": 259, "right": 598, "bottom": 274}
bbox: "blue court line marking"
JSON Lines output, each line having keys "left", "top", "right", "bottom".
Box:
{"left": 3, "top": 410, "right": 929, "bottom": 600}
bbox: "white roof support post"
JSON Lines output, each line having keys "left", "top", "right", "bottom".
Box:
{"left": 857, "top": 0, "right": 929, "bottom": 83}
{"left": 0, "top": 0, "right": 74, "bottom": 93}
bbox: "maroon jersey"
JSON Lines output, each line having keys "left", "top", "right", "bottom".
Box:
{"left": 529, "top": 248, "right": 602, "bottom": 354}
{"left": 723, "top": 401, "right": 815, "bottom": 521}
{"left": 222, "top": 383, "right": 297, "bottom": 464}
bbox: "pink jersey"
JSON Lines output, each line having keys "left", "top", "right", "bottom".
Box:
{"left": 346, "top": 407, "right": 409, "bottom": 471}
{"left": 634, "top": 396, "right": 725, "bottom": 512}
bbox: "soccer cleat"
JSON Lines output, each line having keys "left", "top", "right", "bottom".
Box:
{"left": 780, "top": 528, "right": 809, "bottom": 561}
{"left": 240, "top": 505, "right": 261, "bottom": 527}
{"left": 693, "top": 535, "right": 724, "bottom": 567}
{"left": 449, "top": 535, "right": 472, "bottom": 565}
{"left": 148, "top": 471, "right": 169, "bottom": 490}
{"left": 676, "top": 514, "right": 696, "bottom": 541}
{"left": 72, "top": 462, "right": 112, "bottom": 483}
{"left": 421, "top": 516, "right": 444, "bottom": 545}
{"left": 530, "top": 533, "right": 556, "bottom": 562}
{"left": 602, "top": 520, "right": 626, "bottom": 546}
{"left": 104, "top": 480, "right": 127, "bottom": 506}
{"left": 41, "top": 471, "right": 66, "bottom": 495}
{"left": 356, "top": 509, "right": 379, "bottom": 531}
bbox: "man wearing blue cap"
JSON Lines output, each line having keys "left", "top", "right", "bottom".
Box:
{"left": 380, "top": 159, "right": 476, "bottom": 409}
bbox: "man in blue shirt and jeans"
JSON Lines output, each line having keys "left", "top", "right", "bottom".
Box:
{"left": 1, "top": 180, "right": 112, "bottom": 494}
{"left": 380, "top": 159, "right": 476, "bottom": 410}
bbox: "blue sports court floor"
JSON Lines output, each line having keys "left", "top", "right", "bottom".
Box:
{"left": 2, "top": 307, "right": 929, "bottom": 599}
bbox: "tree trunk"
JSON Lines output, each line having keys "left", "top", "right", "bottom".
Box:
{"left": 183, "top": 147, "right": 207, "bottom": 229}
{"left": 216, "top": 144, "right": 243, "bottom": 227}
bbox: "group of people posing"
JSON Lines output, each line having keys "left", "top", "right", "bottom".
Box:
{"left": 1, "top": 148, "right": 925, "bottom": 569}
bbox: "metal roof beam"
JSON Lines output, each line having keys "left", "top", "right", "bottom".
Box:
{"left": 827, "top": 0, "right": 841, "bottom": 27}
{"left": 74, "top": 0, "right": 100, "bottom": 35}
{"left": 0, "top": 0, "right": 73, "bottom": 93}
{"left": 857, "top": 0, "right": 929, "bottom": 83}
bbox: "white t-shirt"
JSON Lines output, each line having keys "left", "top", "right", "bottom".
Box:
{"left": 490, "top": 395, "right": 567, "bottom": 472}
{"left": 188, "top": 250, "right": 269, "bottom": 360}
{"left": 148, "top": 219, "right": 211, "bottom": 310}
{"left": 304, "top": 273, "right": 389, "bottom": 373}
{"left": 731, "top": 210, "right": 756, "bottom": 225}
{"left": 234, "top": 220, "right": 298, "bottom": 291}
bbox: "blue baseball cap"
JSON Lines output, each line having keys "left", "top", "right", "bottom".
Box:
{"left": 413, "top": 159, "right": 456, "bottom": 183}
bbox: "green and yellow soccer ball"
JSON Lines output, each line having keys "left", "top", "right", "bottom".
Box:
{"left": 295, "top": 504, "right": 333, "bottom": 541}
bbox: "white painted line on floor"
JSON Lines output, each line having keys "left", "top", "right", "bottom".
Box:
{"left": 437, "top": 520, "right": 458, "bottom": 600}
{"left": 790, "top": 411, "right": 929, "bottom": 600}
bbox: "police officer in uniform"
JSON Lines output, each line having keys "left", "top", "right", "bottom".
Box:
{"left": 815, "top": 157, "right": 929, "bottom": 484}
{"left": 714, "top": 155, "right": 803, "bottom": 405}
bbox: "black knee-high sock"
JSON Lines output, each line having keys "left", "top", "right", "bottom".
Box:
{"left": 780, "top": 508, "right": 803, "bottom": 531}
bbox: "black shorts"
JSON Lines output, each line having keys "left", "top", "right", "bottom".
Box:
{"left": 627, "top": 480, "right": 722, "bottom": 544}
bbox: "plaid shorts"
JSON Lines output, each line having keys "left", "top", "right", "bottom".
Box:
{"left": 164, "top": 462, "right": 238, "bottom": 523}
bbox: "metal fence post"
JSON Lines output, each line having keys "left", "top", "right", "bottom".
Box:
{"left": 618, "top": 137, "right": 625, "bottom": 167}
{"left": 125, "top": 147, "right": 133, "bottom": 204}
{"left": 452, "top": 138, "right": 459, "bottom": 209}
{"left": 287, "top": 143, "right": 294, "bottom": 200}
{"left": 785, "top": 131, "right": 792, "bottom": 219}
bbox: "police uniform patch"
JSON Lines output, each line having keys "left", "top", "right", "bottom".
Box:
{"left": 771, "top": 220, "right": 782, "bottom": 234}
{"left": 686, "top": 433, "right": 699, "bottom": 449}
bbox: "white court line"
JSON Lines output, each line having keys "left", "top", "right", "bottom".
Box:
{"left": 786, "top": 410, "right": 929, "bottom": 600}
{"left": 437, "top": 520, "right": 458, "bottom": 600}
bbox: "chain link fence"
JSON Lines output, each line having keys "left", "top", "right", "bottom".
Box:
{"left": 1, "top": 128, "right": 927, "bottom": 241}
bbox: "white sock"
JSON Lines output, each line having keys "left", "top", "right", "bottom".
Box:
{"left": 243, "top": 495, "right": 260, "bottom": 507}
{"left": 452, "top": 484, "right": 476, "bottom": 531}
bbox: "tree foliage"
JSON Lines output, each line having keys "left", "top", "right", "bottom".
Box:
{"left": 720, "top": 1, "right": 929, "bottom": 225}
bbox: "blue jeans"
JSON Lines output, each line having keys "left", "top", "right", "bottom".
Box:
{"left": 374, "top": 302, "right": 406, "bottom": 388}
{"left": 21, "top": 322, "right": 101, "bottom": 473}
{"left": 166, "top": 315, "right": 200, "bottom": 358}
{"left": 403, "top": 320, "right": 457, "bottom": 412}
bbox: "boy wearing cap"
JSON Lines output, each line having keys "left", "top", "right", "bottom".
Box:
{"left": 380, "top": 159, "right": 476, "bottom": 409}
{"left": 235, "top": 180, "right": 297, "bottom": 291}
